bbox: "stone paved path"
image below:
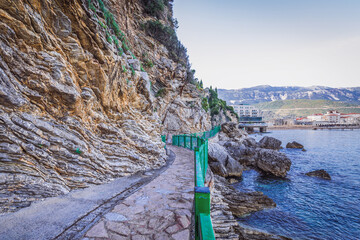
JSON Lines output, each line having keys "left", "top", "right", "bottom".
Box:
{"left": 83, "top": 146, "right": 194, "bottom": 240}
{"left": 0, "top": 152, "right": 176, "bottom": 240}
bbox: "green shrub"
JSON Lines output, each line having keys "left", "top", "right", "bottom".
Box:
{"left": 143, "top": 58, "right": 154, "bottom": 68}
{"left": 201, "top": 97, "right": 209, "bottom": 112}
{"left": 155, "top": 88, "right": 167, "bottom": 98}
{"left": 142, "top": 20, "right": 188, "bottom": 65}
{"left": 207, "top": 87, "right": 238, "bottom": 120}
{"left": 106, "top": 31, "right": 112, "bottom": 43}
{"left": 141, "top": 0, "right": 167, "bottom": 18}
{"left": 89, "top": 3, "right": 97, "bottom": 12}
{"left": 98, "top": 20, "right": 107, "bottom": 29}
{"left": 130, "top": 66, "right": 135, "bottom": 76}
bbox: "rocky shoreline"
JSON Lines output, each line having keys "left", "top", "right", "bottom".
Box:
{"left": 208, "top": 123, "right": 293, "bottom": 239}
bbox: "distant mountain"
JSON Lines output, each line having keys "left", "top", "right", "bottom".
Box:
{"left": 217, "top": 86, "right": 360, "bottom": 105}
{"left": 255, "top": 99, "right": 360, "bottom": 118}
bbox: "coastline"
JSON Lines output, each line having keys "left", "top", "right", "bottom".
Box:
{"left": 268, "top": 125, "right": 360, "bottom": 130}
{"left": 267, "top": 125, "right": 313, "bottom": 130}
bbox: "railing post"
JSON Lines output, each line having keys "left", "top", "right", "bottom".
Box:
{"left": 204, "top": 139, "right": 208, "bottom": 177}
{"left": 190, "top": 136, "right": 193, "bottom": 150}
{"left": 195, "top": 187, "right": 211, "bottom": 240}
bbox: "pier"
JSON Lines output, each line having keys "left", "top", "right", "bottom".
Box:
{"left": 238, "top": 117, "right": 268, "bottom": 133}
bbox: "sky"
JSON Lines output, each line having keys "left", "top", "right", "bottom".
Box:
{"left": 173, "top": 0, "right": 360, "bottom": 89}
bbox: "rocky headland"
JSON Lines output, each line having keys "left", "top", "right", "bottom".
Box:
{"left": 207, "top": 122, "right": 292, "bottom": 239}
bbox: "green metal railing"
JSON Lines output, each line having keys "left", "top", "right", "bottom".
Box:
{"left": 172, "top": 126, "right": 220, "bottom": 240}
{"left": 161, "top": 135, "right": 166, "bottom": 149}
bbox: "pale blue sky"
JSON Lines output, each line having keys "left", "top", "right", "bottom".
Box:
{"left": 173, "top": 0, "right": 360, "bottom": 89}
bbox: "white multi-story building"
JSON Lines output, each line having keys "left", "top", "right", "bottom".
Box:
{"left": 307, "top": 113, "right": 323, "bottom": 121}
{"left": 231, "top": 104, "right": 260, "bottom": 118}
{"left": 307, "top": 110, "right": 360, "bottom": 124}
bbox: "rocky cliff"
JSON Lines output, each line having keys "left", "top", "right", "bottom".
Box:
{"left": 0, "top": 0, "right": 211, "bottom": 213}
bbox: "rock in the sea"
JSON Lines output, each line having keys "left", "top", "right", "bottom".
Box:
{"left": 255, "top": 149, "right": 291, "bottom": 177}
{"left": 238, "top": 227, "right": 292, "bottom": 240}
{"left": 306, "top": 169, "right": 331, "bottom": 180}
{"left": 214, "top": 176, "right": 276, "bottom": 217}
{"left": 286, "top": 141, "right": 304, "bottom": 149}
{"left": 209, "top": 172, "right": 290, "bottom": 240}
{"left": 259, "top": 136, "right": 282, "bottom": 150}
{"left": 208, "top": 142, "right": 243, "bottom": 177}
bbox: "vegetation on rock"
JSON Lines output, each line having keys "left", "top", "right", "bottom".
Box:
{"left": 156, "top": 88, "right": 167, "bottom": 98}
{"left": 208, "top": 87, "right": 239, "bottom": 121}
{"left": 141, "top": 19, "right": 188, "bottom": 66}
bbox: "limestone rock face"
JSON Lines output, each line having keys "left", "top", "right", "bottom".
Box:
{"left": 208, "top": 142, "right": 243, "bottom": 177}
{"left": 218, "top": 122, "right": 248, "bottom": 144}
{"left": 286, "top": 141, "right": 304, "bottom": 149}
{"left": 255, "top": 149, "right": 291, "bottom": 177}
{"left": 306, "top": 169, "right": 331, "bottom": 180}
{"left": 0, "top": 0, "right": 211, "bottom": 213}
{"left": 259, "top": 136, "right": 282, "bottom": 150}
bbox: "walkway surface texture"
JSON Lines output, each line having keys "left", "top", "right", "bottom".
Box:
{"left": 0, "top": 146, "right": 194, "bottom": 240}
{"left": 83, "top": 145, "right": 194, "bottom": 240}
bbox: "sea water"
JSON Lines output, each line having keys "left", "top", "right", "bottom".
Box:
{"left": 235, "top": 129, "right": 360, "bottom": 240}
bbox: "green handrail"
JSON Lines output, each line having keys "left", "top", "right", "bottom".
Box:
{"left": 161, "top": 135, "right": 166, "bottom": 149}
{"left": 172, "top": 125, "right": 220, "bottom": 240}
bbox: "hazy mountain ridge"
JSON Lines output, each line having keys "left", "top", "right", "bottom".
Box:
{"left": 218, "top": 86, "right": 360, "bottom": 105}
{"left": 255, "top": 99, "right": 360, "bottom": 118}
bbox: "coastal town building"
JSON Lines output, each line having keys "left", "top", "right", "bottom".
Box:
{"left": 307, "top": 113, "right": 323, "bottom": 121}
{"left": 231, "top": 104, "right": 260, "bottom": 118}
{"left": 231, "top": 104, "right": 267, "bottom": 132}
{"left": 268, "top": 111, "right": 360, "bottom": 127}
{"left": 307, "top": 110, "right": 360, "bottom": 125}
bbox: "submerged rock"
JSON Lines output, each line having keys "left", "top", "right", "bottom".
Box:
{"left": 259, "top": 136, "right": 282, "bottom": 150}
{"left": 286, "top": 141, "right": 304, "bottom": 149}
{"left": 238, "top": 227, "right": 292, "bottom": 240}
{"left": 255, "top": 149, "right": 291, "bottom": 177}
{"left": 306, "top": 169, "right": 331, "bottom": 180}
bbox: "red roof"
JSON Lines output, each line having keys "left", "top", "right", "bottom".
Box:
{"left": 313, "top": 113, "right": 323, "bottom": 116}
{"left": 327, "top": 114, "right": 338, "bottom": 116}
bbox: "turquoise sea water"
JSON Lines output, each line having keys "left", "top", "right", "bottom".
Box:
{"left": 235, "top": 129, "right": 360, "bottom": 240}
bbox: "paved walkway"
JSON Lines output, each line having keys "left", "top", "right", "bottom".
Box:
{"left": 0, "top": 152, "right": 176, "bottom": 240}
{"left": 83, "top": 145, "right": 194, "bottom": 240}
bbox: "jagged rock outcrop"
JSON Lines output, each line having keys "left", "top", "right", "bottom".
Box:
{"left": 211, "top": 108, "right": 238, "bottom": 127}
{"left": 210, "top": 175, "right": 291, "bottom": 240}
{"left": 0, "top": 0, "right": 211, "bottom": 213}
{"left": 259, "top": 136, "right": 282, "bottom": 150}
{"left": 286, "top": 141, "right": 304, "bottom": 149}
{"left": 255, "top": 149, "right": 291, "bottom": 177}
{"left": 215, "top": 176, "right": 275, "bottom": 217}
{"left": 306, "top": 169, "right": 331, "bottom": 180}
{"left": 217, "top": 122, "right": 248, "bottom": 144}
{"left": 208, "top": 142, "right": 243, "bottom": 178}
